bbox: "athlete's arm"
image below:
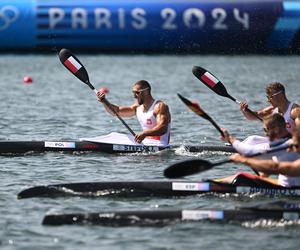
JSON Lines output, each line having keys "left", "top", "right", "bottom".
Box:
{"left": 221, "top": 129, "right": 236, "bottom": 144}
{"left": 230, "top": 154, "right": 300, "bottom": 176}
{"left": 240, "top": 102, "right": 274, "bottom": 120}
{"left": 147, "top": 102, "right": 170, "bottom": 135}
{"left": 97, "top": 91, "right": 137, "bottom": 117}
{"left": 277, "top": 159, "right": 300, "bottom": 176}
{"left": 134, "top": 102, "right": 171, "bottom": 143}
{"left": 230, "top": 154, "right": 279, "bottom": 174}
{"left": 291, "top": 105, "right": 300, "bottom": 128}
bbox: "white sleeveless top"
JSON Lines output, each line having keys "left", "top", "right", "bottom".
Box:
{"left": 136, "top": 100, "right": 171, "bottom": 146}
{"left": 273, "top": 102, "right": 296, "bottom": 134}
{"left": 273, "top": 153, "right": 300, "bottom": 187}
{"left": 278, "top": 175, "right": 300, "bottom": 187}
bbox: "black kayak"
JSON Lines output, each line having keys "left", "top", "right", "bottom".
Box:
{"left": 18, "top": 174, "right": 300, "bottom": 199}
{"left": 0, "top": 140, "right": 234, "bottom": 154}
{"left": 42, "top": 200, "right": 300, "bottom": 226}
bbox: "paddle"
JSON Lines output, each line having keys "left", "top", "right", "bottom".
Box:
{"left": 177, "top": 93, "right": 225, "bottom": 138}
{"left": 58, "top": 48, "right": 136, "bottom": 137}
{"left": 164, "top": 144, "right": 289, "bottom": 178}
{"left": 192, "top": 66, "right": 262, "bottom": 121}
{"left": 177, "top": 93, "right": 259, "bottom": 176}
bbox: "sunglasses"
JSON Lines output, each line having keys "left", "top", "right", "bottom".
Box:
{"left": 132, "top": 87, "right": 149, "bottom": 97}
{"left": 266, "top": 91, "right": 283, "bottom": 100}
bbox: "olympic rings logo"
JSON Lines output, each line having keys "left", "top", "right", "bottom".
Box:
{"left": 0, "top": 6, "right": 19, "bottom": 31}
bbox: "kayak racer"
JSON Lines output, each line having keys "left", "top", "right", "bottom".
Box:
{"left": 97, "top": 80, "right": 171, "bottom": 146}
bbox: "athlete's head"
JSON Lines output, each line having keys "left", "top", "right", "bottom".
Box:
{"left": 265, "top": 82, "right": 285, "bottom": 106}
{"left": 132, "top": 80, "right": 151, "bottom": 105}
{"left": 263, "top": 113, "right": 287, "bottom": 141}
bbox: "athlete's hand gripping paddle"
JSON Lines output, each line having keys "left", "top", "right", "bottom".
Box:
{"left": 192, "top": 66, "right": 262, "bottom": 121}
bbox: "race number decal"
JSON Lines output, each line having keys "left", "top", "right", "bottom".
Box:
{"left": 113, "top": 144, "right": 159, "bottom": 152}
{"left": 44, "top": 142, "right": 76, "bottom": 148}
{"left": 172, "top": 182, "right": 210, "bottom": 191}
{"left": 182, "top": 210, "right": 224, "bottom": 220}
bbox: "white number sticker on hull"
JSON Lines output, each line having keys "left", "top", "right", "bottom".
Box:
{"left": 44, "top": 142, "right": 76, "bottom": 148}
{"left": 113, "top": 144, "right": 159, "bottom": 152}
{"left": 172, "top": 182, "right": 210, "bottom": 191}
{"left": 182, "top": 210, "right": 224, "bottom": 220}
{"left": 236, "top": 186, "right": 300, "bottom": 196}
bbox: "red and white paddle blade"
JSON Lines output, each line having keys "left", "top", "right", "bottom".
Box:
{"left": 192, "top": 66, "right": 230, "bottom": 98}
{"left": 192, "top": 66, "right": 220, "bottom": 88}
{"left": 59, "top": 48, "right": 90, "bottom": 84}
{"left": 192, "top": 66, "right": 220, "bottom": 89}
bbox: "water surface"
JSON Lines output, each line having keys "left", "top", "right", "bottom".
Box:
{"left": 1, "top": 54, "right": 300, "bottom": 250}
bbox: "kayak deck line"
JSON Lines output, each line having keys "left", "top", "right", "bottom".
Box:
{"left": 42, "top": 201, "right": 300, "bottom": 226}
{"left": 0, "top": 140, "right": 235, "bottom": 154}
{"left": 17, "top": 180, "right": 300, "bottom": 199}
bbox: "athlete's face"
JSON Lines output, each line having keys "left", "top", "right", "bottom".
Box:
{"left": 266, "top": 90, "right": 283, "bottom": 107}
{"left": 132, "top": 86, "right": 149, "bottom": 105}
{"left": 263, "top": 122, "right": 278, "bottom": 141}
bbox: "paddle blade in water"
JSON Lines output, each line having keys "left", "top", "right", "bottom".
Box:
{"left": 59, "top": 48, "right": 92, "bottom": 88}
{"left": 192, "top": 66, "right": 233, "bottom": 100}
{"left": 164, "top": 159, "right": 212, "bottom": 178}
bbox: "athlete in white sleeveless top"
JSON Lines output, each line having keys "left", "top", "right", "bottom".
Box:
{"left": 230, "top": 128, "right": 300, "bottom": 187}
{"left": 273, "top": 101, "right": 296, "bottom": 134}
{"left": 222, "top": 113, "right": 291, "bottom": 156}
{"left": 136, "top": 100, "right": 171, "bottom": 146}
{"left": 277, "top": 152, "right": 300, "bottom": 186}
{"left": 96, "top": 80, "right": 171, "bottom": 146}
{"left": 239, "top": 82, "right": 300, "bottom": 132}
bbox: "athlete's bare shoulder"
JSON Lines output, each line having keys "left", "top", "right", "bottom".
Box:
{"left": 154, "top": 100, "right": 169, "bottom": 113}
{"left": 291, "top": 104, "right": 300, "bottom": 120}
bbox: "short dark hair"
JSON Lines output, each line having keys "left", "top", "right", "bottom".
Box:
{"left": 265, "top": 82, "right": 285, "bottom": 96}
{"left": 134, "top": 80, "right": 151, "bottom": 91}
{"left": 264, "top": 113, "right": 286, "bottom": 131}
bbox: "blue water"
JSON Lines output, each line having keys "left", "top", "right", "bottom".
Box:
{"left": 1, "top": 54, "right": 300, "bottom": 249}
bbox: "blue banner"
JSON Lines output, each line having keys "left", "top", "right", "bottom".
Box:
{"left": 0, "top": 0, "right": 299, "bottom": 52}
